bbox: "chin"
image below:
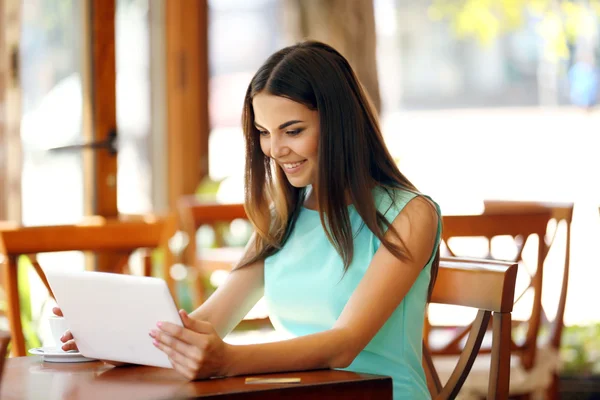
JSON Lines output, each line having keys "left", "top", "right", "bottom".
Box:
{"left": 286, "top": 178, "right": 311, "bottom": 188}
{"left": 281, "top": 165, "right": 314, "bottom": 188}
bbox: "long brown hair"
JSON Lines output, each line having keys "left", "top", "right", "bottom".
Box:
{"left": 239, "top": 41, "right": 439, "bottom": 298}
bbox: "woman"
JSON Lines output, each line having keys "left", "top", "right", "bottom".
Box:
{"left": 58, "top": 41, "right": 441, "bottom": 399}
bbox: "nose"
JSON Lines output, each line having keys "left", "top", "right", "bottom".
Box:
{"left": 270, "top": 134, "right": 290, "bottom": 159}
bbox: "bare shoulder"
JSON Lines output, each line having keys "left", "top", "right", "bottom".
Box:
{"left": 392, "top": 195, "right": 439, "bottom": 234}
{"left": 385, "top": 195, "right": 439, "bottom": 266}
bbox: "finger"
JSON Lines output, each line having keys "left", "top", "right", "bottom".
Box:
{"left": 52, "top": 307, "right": 64, "bottom": 317}
{"left": 152, "top": 339, "right": 197, "bottom": 377}
{"left": 168, "top": 356, "right": 197, "bottom": 381}
{"left": 61, "top": 339, "right": 78, "bottom": 352}
{"left": 60, "top": 330, "right": 73, "bottom": 343}
{"left": 151, "top": 329, "right": 201, "bottom": 360}
{"left": 156, "top": 322, "right": 203, "bottom": 345}
{"left": 179, "top": 310, "right": 214, "bottom": 334}
{"left": 62, "top": 339, "right": 77, "bottom": 351}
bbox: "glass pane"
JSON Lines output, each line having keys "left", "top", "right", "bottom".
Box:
{"left": 19, "top": 0, "right": 86, "bottom": 348}
{"left": 20, "top": 0, "right": 84, "bottom": 226}
{"left": 116, "top": 0, "right": 152, "bottom": 214}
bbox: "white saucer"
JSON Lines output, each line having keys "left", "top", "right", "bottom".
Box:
{"left": 29, "top": 347, "right": 97, "bottom": 363}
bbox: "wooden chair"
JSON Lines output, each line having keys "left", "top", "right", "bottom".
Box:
{"left": 424, "top": 257, "right": 518, "bottom": 399}
{"left": 177, "top": 198, "right": 248, "bottom": 306}
{"left": 0, "top": 330, "right": 10, "bottom": 389}
{"left": 431, "top": 201, "right": 573, "bottom": 399}
{"left": 177, "top": 198, "right": 271, "bottom": 330}
{"left": 0, "top": 215, "right": 177, "bottom": 357}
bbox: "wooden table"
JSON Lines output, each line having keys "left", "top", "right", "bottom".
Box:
{"left": 1, "top": 357, "right": 392, "bottom": 399}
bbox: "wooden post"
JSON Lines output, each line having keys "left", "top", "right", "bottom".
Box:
{"left": 489, "top": 312, "right": 511, "bottom": 399}
{"left": 82, "top": 0, "right": 119, "bottom": 272}
{"left": 4, "top": 254, "right": 24, "bottom": 356}
{"left": 84, "top": 0, "right": 118, "bottom": 218}
{"left": 0, "top": 0, "right": 5, "bottom": 221}
{"left": 165, "top": 0, "right": 210, "bottom": 210}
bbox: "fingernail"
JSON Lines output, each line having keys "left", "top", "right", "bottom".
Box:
{"left": 152, "top": 339, "right": 158, "bottom": 346}
{"left": 149, "top": 330, "right": 156, "bottom": 338}
{"left": 156, "top": 321, "right": 162, "bottom": 328}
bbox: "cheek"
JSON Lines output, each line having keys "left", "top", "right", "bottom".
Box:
{"left": 306, "top": 136, "right": 319, "bottom": 160}
{"left": 259, "top": 138, "right": 270, "bottom": 157}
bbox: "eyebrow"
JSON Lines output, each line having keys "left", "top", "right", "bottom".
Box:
{"left": 254, "top": 120, "right": 304, "bottom": 130}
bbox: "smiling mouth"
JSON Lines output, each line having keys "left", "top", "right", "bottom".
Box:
{"left": 281, "top": 160, "right": 307, "bottom": 173}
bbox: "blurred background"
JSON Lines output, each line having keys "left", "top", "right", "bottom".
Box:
{"left": 1, "top": 0, "right": 599, "bottom": 398}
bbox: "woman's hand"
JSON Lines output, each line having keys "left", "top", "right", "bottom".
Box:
{"left": 151, "top": 310, "right": 233, "bottom": 380}
{"left": 52, "top": 306, "right": 128, "bottom": 367}
{"left": 52, "top": 307, "right": 79, "bottom": 352}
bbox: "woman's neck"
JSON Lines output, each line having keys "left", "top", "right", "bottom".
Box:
{"left": 303, "top": 188, "right": 319, "bottom": 211}
{"left": 303, "top": 185, "right": 371, "bottom": 211}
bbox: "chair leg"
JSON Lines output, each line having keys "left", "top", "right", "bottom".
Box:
{"left": 142, "top": 252, "right": 152, "bottom": 277}
{"left": 546, "top": 373, "right": 560, "bottom": 400}
{"left": 4, "top": 256, "right": 26, "bottom": 356}
{"left": 30, "top": 257, "right": 55, "bottom": 299}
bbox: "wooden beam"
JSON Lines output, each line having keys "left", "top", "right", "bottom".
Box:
{"left": 82, "top": 0, "right": 118, "bottom": 273}
{"left": 165, "top": 0, "right": 210, "bottom": 210}
{"left": 87, "top": 0, "right": 118, "bottom": 217}
{"left": 0, "top": 0, "right": 6, "bottom": 221}
{"left": 1, "top": 219, "right": 172, "bottom": 255}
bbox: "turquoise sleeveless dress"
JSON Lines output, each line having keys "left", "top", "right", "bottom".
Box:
{"left": 264, "top": 186, "right": 441, "bottom": 400}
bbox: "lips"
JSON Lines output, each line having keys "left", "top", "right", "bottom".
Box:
{"left": 283, "top": 160, "right": 305, "bottom": 168}
{"left": 280, "top": 159, "right": 307, "bottom": 174}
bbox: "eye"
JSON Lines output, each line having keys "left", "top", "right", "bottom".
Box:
{"left": 258, "top": 130, "right": 269, "bottom": 136}
{"left": 286, "top": 128, "right": 304, "bottom": 136}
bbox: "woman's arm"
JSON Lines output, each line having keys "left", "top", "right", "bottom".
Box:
{"left": 224, "top": 196, "right": 439, "bottom": 375}
{"left": 153, "top": 197, "right": 439, "bottom": 379}
{"left": 188, "top": 235, "right": 265, "bottom": 338}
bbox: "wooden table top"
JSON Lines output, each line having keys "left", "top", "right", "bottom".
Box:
{"left": 1, "top": 357, "right": 393, "bottom": 400}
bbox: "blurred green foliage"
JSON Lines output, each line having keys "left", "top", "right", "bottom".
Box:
{"left": 561, "top": 323, "right": 600, "bottom": 375}
{"left": 1, "top": 256, "right": 44, "bottom": 354}
{"left": 429, "top": 0, "right": 600, "bottom": 61}
{"left": 18, "top": 256, "right": 42, "bottom": 352}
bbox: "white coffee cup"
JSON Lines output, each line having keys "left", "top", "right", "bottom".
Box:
{"left": 48, "top": 316, "right": 70, "bottom": 351}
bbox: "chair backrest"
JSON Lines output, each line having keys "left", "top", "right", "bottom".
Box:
{"left": 437, "top": 201, "right": 573, "bottom": 369}
{"left": 176, "top": 198, "right": 249, "bottom": 302}
{"left": 178, "top": 198, "right": 247, "bottom": 228}
{"left": 424, "top": 257, "right": 518, "bottom": 400}
{"left": 177, "top": 197, "right": 247, "bottom": 266}
{"left": 0, "top": 330, "right": 10, "bottom": 389}
{"left": 481, "top": 200, "right": 573, "bottom": 352}
{"left": 0, "top": 215, "right": 176, "bottom": 255}
{"left": 0, "top": 215, "right": 177, "bottom": 357}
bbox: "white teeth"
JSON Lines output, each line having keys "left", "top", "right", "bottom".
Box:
{"left": 283, "top": 161, "right": 304, "bottom": 169}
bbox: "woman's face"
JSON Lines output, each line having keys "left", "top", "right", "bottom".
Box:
{"left": 253, "top": 92, "right": 320, "bottom": 188}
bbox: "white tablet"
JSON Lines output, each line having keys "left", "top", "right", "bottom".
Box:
{"left": 45, "top": 269, "right": 183, "bottom": 368}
